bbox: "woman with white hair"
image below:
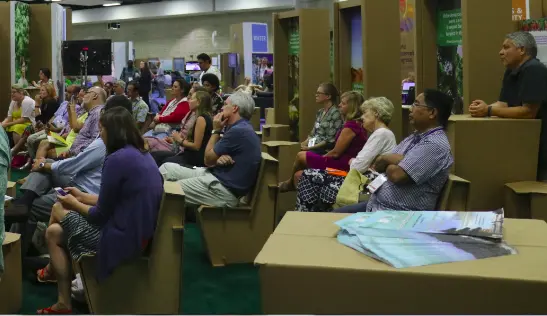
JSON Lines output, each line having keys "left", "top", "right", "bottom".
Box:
{"left": 295, "top": 96, "right": 397, "bottom": 212}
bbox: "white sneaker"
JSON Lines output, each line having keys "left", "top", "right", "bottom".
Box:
{"left": 71, "top": 273, "right": 85, "bottom": 303}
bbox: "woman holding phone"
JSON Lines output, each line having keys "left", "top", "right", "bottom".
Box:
{"left": 36, "top": 107, "right": 163, "bottom": 314}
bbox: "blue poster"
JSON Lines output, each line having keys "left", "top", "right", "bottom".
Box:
{"left": 252, "top": 23, "right": 268, "bottom": 53}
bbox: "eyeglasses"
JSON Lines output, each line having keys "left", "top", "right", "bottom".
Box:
{"left": 411, "top": 102, "right": 434, "bottom": 109}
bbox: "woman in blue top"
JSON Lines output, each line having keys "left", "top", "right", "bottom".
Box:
{"left": 36, "top": 106, "right": 164, "bottom": 314}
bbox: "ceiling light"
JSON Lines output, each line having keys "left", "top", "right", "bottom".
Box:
{"left": 50, "top": 0, "right": 61, "bottom": 2}
{"left": 103, "top": 2, "right": 121, "bottom": 6}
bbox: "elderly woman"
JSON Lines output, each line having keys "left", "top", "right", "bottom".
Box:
{"left": 279, "top": 90, "right": 368, "bottom": 192}
{"left": 2, "top": 85, "right": 36, "bottom": 147}
{"left": 295, "top": 97, "right": 397, "bottom": 212}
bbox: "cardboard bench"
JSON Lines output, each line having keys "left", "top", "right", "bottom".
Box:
{"left": 250, "top": 107, "right": 261, "bottom": 131}
{"left": 75, "top": 181, "right": 185, "bottom": 314}
{"left": 504, "top": 181, "right": 547, "bottom": 220}
{"left": 256, "top": 212, "right": 547, "bottom": 314}
{"left": 261, "top": 124, "right": 291, "bottom": 142}
{"left": 0, "top": 233, "right": 22, "bottom": 314}
{"left": 437, "top": 174, "right": 470, "bottom": 211}
{"left": 198, "top": 152, "right": 278, "bottom": 266}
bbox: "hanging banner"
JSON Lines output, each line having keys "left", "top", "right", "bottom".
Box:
{"left": 512, "top": 0, "right": 529, "bottom": 21}
{"left": 437, "top": 9, "right": 462, "bottom": 47}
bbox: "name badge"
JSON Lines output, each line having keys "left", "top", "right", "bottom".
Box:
{"left": 367, "top": 174, "right": 388, "bottom": 194}
{"left": 128, "top": 77, "right": 133, "bottom": 81}
{"left": 308, "top": 137, "right": 316, "bottom": 147}
{"left": 315, "top": 122, "right": 320, "bottom": 129}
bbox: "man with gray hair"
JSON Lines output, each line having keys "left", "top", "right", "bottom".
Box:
{"left": 469, "top": 31, "right": 547, "bottom": 181}
{"left": 160, "top": 91, "right": 261, "bottom": 207}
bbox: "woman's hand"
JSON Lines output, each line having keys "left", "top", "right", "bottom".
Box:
{"left": 171, "top": 131, "right": 184, "bottom": 144}
{"left": 64, "top": 187, "right": 84, "bottom": 202}
{"left": 57, "top": 193, "right": 80, "bottom": 210}
{"left": 153, "top": 114, "right": 160, "bottom": 123}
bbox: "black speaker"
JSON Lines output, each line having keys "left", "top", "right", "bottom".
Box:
{"left": 62, "top": 39, "right": 112, "bottom": 76}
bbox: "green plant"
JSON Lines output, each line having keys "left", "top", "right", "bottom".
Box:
{"left": 14, "top": 2, "right": 30, "bottom": 85}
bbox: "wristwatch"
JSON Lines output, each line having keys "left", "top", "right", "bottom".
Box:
{"left": 39, "top": 162, "right": 46, "bottom": 169}
{"left": 213, "top": 130, "right": 222, "bottom": 135}
{"left": 487, "top": 105, "right": 492, "bottom": 117}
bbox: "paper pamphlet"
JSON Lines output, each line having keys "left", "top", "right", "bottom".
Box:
{"left": 336, "top": 210, "right": 515, "bottom": 268}
{"left": 47, "top": 132, "right": 68, "bottom": 146}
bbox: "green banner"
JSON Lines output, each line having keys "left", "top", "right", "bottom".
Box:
{"left": 289, "top": 30, "right": 300, "bottom": 55}
{"left": 437, "top": 9, "right": 462, "bottom": 47}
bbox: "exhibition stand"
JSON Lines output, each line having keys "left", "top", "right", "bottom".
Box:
{"left": 272, "top": 9, "right": 331, "bottom": 142}
{"left": 333, "top": 0, "right": 402, "bottom": 141}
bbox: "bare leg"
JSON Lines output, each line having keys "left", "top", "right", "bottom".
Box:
{"left": 11, "top": 134, "right": 28, "bottom": 156}
{"left": 46, "top": 148, "right": 58, "bottom": 159}
{"left": 279, "top": 151, "right": 308, "bottom": 192}
{"left": 36, "top": 139, "right": 53, "bottom": 160}
{"left": 12, "top": 133, "right": 22, "bottom": 149}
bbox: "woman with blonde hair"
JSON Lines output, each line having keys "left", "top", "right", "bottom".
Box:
{"left": 294, "top": 96, "right": 397, "bottom": 212}
{"left": 279, "top": 90, "right": 368, "bottom": 192}
{"left": 1, "top": 84, "right": 36, "bottom": 147}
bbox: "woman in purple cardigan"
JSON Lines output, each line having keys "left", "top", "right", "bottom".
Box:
{"left": 36, "top": 107, "right": 164, "bottom": 314}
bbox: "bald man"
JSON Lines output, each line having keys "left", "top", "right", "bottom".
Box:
{"left": 64, "top": 86, "right": 106, "bottom": 159}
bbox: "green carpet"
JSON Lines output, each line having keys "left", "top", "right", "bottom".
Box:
{"left": 9, "top": 170, "right": 262, "bottom": 314}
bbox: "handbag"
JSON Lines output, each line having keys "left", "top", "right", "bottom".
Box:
{"left": 153, "top": 123, "right": 171, "bottom": 134}
{"left": 333, "top": 169, "right": 371, "bottom": 209}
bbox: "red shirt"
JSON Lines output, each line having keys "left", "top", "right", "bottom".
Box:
{"left": 158, "top": 98, "right": 190, "bottom": 124}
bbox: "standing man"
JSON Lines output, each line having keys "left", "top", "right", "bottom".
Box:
{"left": 197, "top": 53, "right": 222, "bottom": 84}
{"left": 469, "top": 31, "right": 547, "bottom": 181}
{"left": 107, "top": 80, "right": 126, "bottom": 102}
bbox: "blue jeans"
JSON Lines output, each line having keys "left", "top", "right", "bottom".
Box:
{"left": 333, "top": 201, "right": 368, "bottom": 213}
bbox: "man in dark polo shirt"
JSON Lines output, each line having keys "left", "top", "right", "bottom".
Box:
{"left": 469, "top": 31, "right": 547, "bottom": 181}
{"left": 159, "top": 91, "right": 262, "bottom": 207}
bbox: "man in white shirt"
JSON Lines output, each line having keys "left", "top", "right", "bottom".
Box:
{"left": 197, "top": 53, "right": 221, "bottom": 84}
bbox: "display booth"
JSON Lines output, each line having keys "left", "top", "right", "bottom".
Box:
{"left": 230, "top": 22, "right": 270, "bottom": 88}
{"left": 272, "top": 9, "right": 331, "bottom": 142}
{"left": 333, "top": 0, "right": 402, "bottom": 141}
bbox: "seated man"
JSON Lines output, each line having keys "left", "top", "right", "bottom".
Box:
{"left": 6, "top": 96, "right": 133, "bottom": 257}
{"left": 160, "top": 91, "right": 261, "bottom": 207}
{"left": 126, "top": 81, "right": 149, "bottom": 130}
{"left": 335, "top": 89, "right": 454, "bottom": 213}
{"left": 106, "top": 80, "right": 126, "bottom": 102}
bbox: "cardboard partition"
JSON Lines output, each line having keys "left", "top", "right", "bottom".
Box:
{"left": 505, "top": 181, "right": 547, "bottom": 220}
{"left": 265, "top": 108, "right": 275, "bottom": 125}
{"left": 414, "top": 0, "right": 512, "bottom": 114}
{"left": 273, "top": 9, "right": 331, "bottom": 141}
{"left": 0, "top": 3, "right": 12, "bottom": 117}
{"left": 0, "top": 233, "right": 22, "bottom": 314}
{"left": 250, "top": 107, "right": 261, "bottom": 131}
{"left": 437, "top": 174, "right": 470, "bottom": 211}
{"left": 447, "top": 115, "right": 541, "bottom": 211}
{"left": 261, "top": 124, "right": 291, "bottom": 142}
{"left": 256, "top": 212, "right": 547, "bottom": 314}
{"left": 334, "top": 0, "right": 402, "bottom": 141}
{"left": 6, "top": 181, "right": 15, "bottom": 199}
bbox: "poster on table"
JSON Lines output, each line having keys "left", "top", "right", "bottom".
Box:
{"left": 512, "top": 0, "right": 530, "bottom": 21}
{"left": 400, "top": 0, "right": 415, "bottom": 82}
{"left": 349, "top": 8, "right": 364, "bottom": 93}
{"left": 13, "top": 1, "right": 30, "bottom": 87}
{"left": 519, "top": 19, "right": 547, "bottom": 67}
{"left": 288, "top": 18, "right": 300, "bottom": 142}
{"left": 437, "top": 0, "right": 463, "bottom": 114}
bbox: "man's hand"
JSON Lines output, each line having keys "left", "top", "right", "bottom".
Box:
{"left": 213, "top": 113, "right": 228, "bottom": 131}
{"left": 373, "top": 154, "right": 404, "bottom": 173}
{"left": 31, "top": 158, "right": 46, "bottom": 172}
{"left": 32, "top": 80, "right": 38, "bottom": 86}
{"left": 216, "top": 155, "right": 234, "bottom": 166}
{"left": 57, "top": 151, "right": 70, "bottom": 160}
{"left": 469, "top": 100, "right": 489, "bottom": 117}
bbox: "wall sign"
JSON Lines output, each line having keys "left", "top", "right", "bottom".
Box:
{"left": 251, "top": 23, "right": 268, "bottom": 53}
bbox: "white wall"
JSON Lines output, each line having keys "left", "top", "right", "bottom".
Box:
{"left": 72, "top": 11, "right": 277, "bottom": 60}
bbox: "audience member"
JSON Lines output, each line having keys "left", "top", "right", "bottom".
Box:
{"left": 151, "top": 90, "right": 213, "bottom": 167}
{"left": 2, "top": 84, "right": 35, "bottom": 147}
{"left": 295, "top": 96, "right": 397, "bottom": 212}
{"left": 0, "top": 126, "right": 10, "bottom": 280}
{"left": 160, "top": 91, "right": 261, "bottom": 207}
{"left": 469, "top": 31, "right": 547, "bottom": 182}
{"left": 279, "top": 91, "right": 367, "bottom": 192}
{"left": 126, "top": 81, "right": 149, "bottom": 129}
{"left": 201, "top": 73, "right": 224, "bottom": 114}
{"left": 144, "top": 78, "right": 191, "bottom": 138}
{"left": 155, "top": 61, "right": 166, "bottom": 98}
{"left": 108, "top": 80, "right": 126, "bottom": 101}
{"left": 138, "top": 60, "right": 153, "bottom": 107}
{"left": 32, "top": 68, "right": 53, "bottom": 88}
{"left": 36, "top": 106, "right": 163, "bottom": 314}
{"left": 120, "top": 60, "right": 139, "bottom": 86}
{"left": 335, "top": 89, "right": 454, "bottom": 213}
{"left": 300, "top": 83, "right": 343, "bottom": 155}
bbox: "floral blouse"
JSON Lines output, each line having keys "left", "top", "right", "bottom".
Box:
{"left": 310, "top": 106, "right": 343, "bottom": 145}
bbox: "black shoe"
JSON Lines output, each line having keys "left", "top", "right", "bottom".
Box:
{"left": 4, "top": 203, "right": 30, "bottom": 223}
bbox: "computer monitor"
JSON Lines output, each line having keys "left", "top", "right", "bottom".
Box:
{"left": 185, "top": 61, "right": 201, "bottom": 71}
{"left": 62, "top": 39, "right": 112, "bottom": 76}
{"left": 402, "top": 82, "right": 416, "bottom": 105}
{"left": 402, "top": 82, "right": 415, "bottom": 92}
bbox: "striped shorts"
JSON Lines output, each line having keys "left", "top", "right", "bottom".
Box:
{"left": 60, "top": 211, "right": 101, "bottom": 262}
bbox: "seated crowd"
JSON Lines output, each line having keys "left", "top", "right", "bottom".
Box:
{"left": 3, "top": 31, "right": 546, "bottom": 314}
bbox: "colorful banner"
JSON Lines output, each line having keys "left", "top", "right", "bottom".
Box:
{"left": 400, "top": 0, "right": 415, "bottom": 82}
{"left": 349, "top": 9, "right": 363, "bottom": 93}
{"left": 437, "top": 9, "right": 462, "bottom": 47}
{"left": 288, "top": 28, "right": 300, "bottom": 56}
{"left": 512, "top": 0, "right": 529, "bottom": 21}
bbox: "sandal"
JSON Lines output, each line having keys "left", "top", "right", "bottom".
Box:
{"left": 37, "top": 266, "right": 57, "bottom": 283}
{"left": 278, "top": 180, "right": 295, "bottom": 193}
{"left": 37, "top": 305, "right": 72, "bottom": 314}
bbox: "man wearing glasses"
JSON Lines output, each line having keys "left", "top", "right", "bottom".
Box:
{"left": 335, "top": 89, "right": 454, "bottom": 213}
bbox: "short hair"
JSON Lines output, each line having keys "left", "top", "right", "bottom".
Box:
{"left": 104, "top": 95, "right": 133, "bottom": 114}
{"left": 506, "top": 31, "right": 538, "bottom": 58}
{"left": 201, "top": 73, "right": 220, "bottom": 91}
{"left": 11, "top": 84, "right": 29, "bottom": 96}
{"left": 197, "top": 53, "right": 212, "bottom": 63}
{"left": 114, "top": 80, "right": 126, "bottom": 89}
{"left": 318, "top": 82, "right": 340, "bottom": 105}
{"left": 127, "top": 80, "right": 140, "bottom": 92}
{"left": 40, "top": 68, "right": 51, "bottom": 79}
{"left": 99, "top": 107, "right": 146, "bottom": 155}
{"left": 193, "top": 86, "right": 208, "bottom": 94}
{"left": 340, "top": 91, "right": 364, "bottom": 121}
{"left": 360, "top": 97, "right": 395, "bottom": 126}
{"left": 174, "top": 78, "right": 191, "bottom": 97}
{"left": 423, "top": 89, "right": 453, "bottom": 128}
{"left": 228, "top": 91, "right": 255, "bottom": 120}
{"left": 71, "top": 85, "right": 82, "bottom": 96}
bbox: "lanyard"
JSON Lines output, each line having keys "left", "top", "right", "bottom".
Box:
{"left": 403, "top": 127, "right": 443, "bottom": 155}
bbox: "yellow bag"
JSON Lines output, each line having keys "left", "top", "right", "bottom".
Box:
{"left": 333, "top": 169, "right": 370, "bottom": 209}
